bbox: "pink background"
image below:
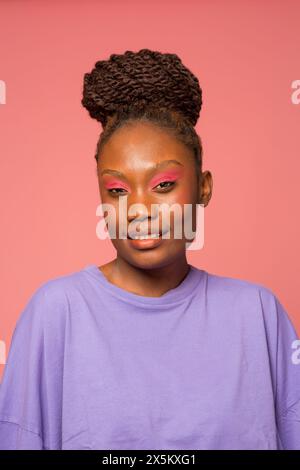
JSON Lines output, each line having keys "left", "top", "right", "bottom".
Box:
{"left": 0, "top": 0, "right": 299, "bottom": 379}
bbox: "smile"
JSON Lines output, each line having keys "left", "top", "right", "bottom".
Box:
{"left": 128, "top": 233, "right": 161, "bottom": 240}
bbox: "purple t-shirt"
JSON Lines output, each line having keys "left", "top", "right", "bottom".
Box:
{"left": 0, "top": 264, "right": 299, "bottom": 450}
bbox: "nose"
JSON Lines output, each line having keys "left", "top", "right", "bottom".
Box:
{"left": 127, "top": 204, "right": 150, "bottom": 223}
{"left": 126, "top": 192, "right": 160, "bottom": 232}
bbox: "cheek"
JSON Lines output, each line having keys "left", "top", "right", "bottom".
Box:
{"left": 163, "top": 183, "right": 195, "bottom": 205}
{"left": 97, "top": 196, "right": 124, "bottom": 238}
{"left": 161, "top": 184, "right": 197, "bottom": 234}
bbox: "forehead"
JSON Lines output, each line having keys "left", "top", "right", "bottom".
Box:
{"left": 98, "top": 121, "right": 193, "bottom": 173}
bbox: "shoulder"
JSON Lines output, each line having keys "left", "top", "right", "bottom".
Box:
{"left": 204, "top": 268, "right": 275, "bottom": 300}
{"left": 35, "top": 267, "right": 85, "bottom": 303}
{"left": 15, "top": 267, "right": 86, "bottom": 332}
{"left": 203, "top": 269, "right": 287, "bottom": 326}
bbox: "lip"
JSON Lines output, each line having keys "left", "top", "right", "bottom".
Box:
{"left": 127, "top": 235, "right": 163, "bottom": 250}
{"left": 127, "top": 229, "right": 169, "bottom": 250}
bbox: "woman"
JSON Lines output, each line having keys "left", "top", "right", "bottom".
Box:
{"left": 0, "top": 49, "right": 299, "bottom": 450}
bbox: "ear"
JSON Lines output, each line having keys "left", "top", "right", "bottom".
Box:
{"left": 198, "top": 170, "right": 213, "bottom": 207}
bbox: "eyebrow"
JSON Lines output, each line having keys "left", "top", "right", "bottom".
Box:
{"left": 100, "top": 159, "right": 183, "bottom": 178}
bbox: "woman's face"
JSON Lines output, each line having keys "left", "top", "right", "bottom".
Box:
{"left": 97, "top": 120, "right": 212, "bottom": 270}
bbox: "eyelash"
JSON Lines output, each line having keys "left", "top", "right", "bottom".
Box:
{"left": 108, "top": 188, "right": 128, "bottom": 194}
{"left": 107, "top": 181, "right": 176, "bottom": 195}
{"left": 155, "top": 181, "right": 176, "bottom": 191}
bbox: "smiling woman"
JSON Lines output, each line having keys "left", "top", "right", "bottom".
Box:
{"left": 97, "top": 125, "right": 202, "bottom": 256}
{"left": 0, "top": 48, "right": 299, "bottom": 450}
{"left": 81, "top": 48, "right": 213, "bottom": 288}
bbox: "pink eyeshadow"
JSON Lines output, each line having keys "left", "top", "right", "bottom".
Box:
{"left": 149, "top": 168, "right": 183, "bottom": 188}
{"left": 103, "top": 178, "right": 130, "bottom": 191}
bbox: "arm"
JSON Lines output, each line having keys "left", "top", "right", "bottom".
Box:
{"left": 273, "top": 296, "right": 300, "bottom": 449}
{"left": 0, "top": 282, "right": 66, "bottom": 450}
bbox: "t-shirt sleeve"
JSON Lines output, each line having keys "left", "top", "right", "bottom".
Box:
{"left": 274, "top": 296, "right": 300, "bottom": 449}
{"left": 0, "top": 282, "right": 66, "bottom": 450}
{"left": 260, "top": 288, "right": 300, "bottom": 450}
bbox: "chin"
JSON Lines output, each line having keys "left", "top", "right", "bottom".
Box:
{"left": 119, "top": 245, "right": 184, "bottom": 271}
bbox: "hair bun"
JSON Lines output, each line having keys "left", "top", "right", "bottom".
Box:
{"left": 81, "top": 48, "right": 202, "bottom": 127}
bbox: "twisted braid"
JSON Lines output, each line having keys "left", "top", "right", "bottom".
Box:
{"left": 81, "top": 48, "right": 203, "bottom": 174}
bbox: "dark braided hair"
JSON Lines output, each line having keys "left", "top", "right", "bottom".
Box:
{"left": 81, "top": 48, "right": 203, "bottom": 177}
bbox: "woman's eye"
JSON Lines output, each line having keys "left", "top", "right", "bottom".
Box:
{"left": 155, "top": 181, "right": 176, "bottom": 191}
{"left": 108, "top": 188, "right": 128, "bottom": 195}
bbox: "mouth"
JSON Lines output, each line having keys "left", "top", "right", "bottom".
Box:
{"left": 127, "top": 231, "right": 162, "bottom": 240}
{"left": 127, "top": 229, "right": 169, "bottom": 250}
{"left": 127, "top": 226, "right": 170, "bottom": 239}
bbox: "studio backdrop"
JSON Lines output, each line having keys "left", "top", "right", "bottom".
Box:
{"left": 0, "top": 0, "right": 299, "bottom": 377}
